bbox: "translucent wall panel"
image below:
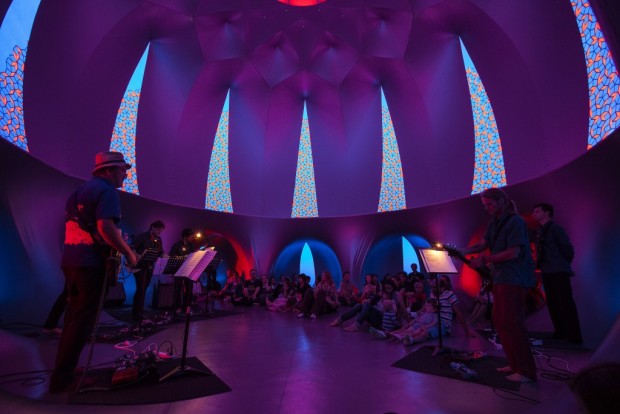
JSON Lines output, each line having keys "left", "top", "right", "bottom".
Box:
{"left": 0, "top": 0, "right": 41, "bottom": 151}
{"left": 292, "top": 103, "right": 318, "bottom": 217}
{"left": 205, "top": 91, "right": 233, "bottom": 212}
{"left": 570, "top": 0, "right": 620, "bottom": 149}
{"left": 378, "top": 88, "right": 406, "bottom": 212}
{"left": 460, "top": 39, "right": 507, "bottom": 194}
{"left": 300, "top": 242, "right": 316, "bottom": 285}
{"left": 111, "top": 44, "right": 150, "bottom": 195}
{"left": 402, "top": 236, "right": 420, "bottom": 272}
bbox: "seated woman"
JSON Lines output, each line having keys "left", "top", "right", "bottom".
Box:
{"left": 309, "top": 270, "right": 339, "bottom": 319}
{"left": 219, "top": 270, "right": 239, "bottom": 302}
{"left": 295, "top": 274, "right": 315, "bottom": 317}
{"left": 266, "top": 278, "right": 295, "bottom": 312}
{"left": 330, "top": 274, "right": 379, "bottom": 327}
{"left": 467, "top": 284, "right": 493, "bottom": 328}
{"left": 337, "top": 271, "right": 358, "bottom": 306}
{"left": 343, "top": 280, "right": 406, "bottom": 332}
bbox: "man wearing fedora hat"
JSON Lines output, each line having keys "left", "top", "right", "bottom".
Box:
{"left": 50, "top": 151, "right": 138, "bottom": 393}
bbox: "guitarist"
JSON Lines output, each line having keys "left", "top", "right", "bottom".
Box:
{"left": 50, "top": 151, "right": 138, "bottom": 393}
{"left": 131, "top": 220, "right": 165, "bottom": 322}
{"left": 457, "top": 188, "right": 537, "bottom": 384}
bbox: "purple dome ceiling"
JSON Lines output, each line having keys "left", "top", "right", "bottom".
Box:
{"left": 20, "top": 0, "right": 608, "bottom": 217}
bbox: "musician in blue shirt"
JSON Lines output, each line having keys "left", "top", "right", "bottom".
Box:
{"left": 50, "top": 151, "right": 137, "bottom": 393}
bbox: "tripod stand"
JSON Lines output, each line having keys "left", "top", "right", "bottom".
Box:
{"left": 159, "top": 275, "right": 213, "bottom": 382}
{"left": 159, "top": 249, "right": 218, "bottom": 382}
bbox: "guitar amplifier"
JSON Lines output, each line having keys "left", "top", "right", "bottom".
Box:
{"left": 152, "top": 282, "right": 174, "bottom": 308}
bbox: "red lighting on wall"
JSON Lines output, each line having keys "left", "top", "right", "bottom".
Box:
{"left": 277, "top": 0, "right": 326, "bottom": 6}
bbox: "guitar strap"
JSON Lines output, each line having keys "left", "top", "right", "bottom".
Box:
{"left": 67, "top": 188, "right": 116, "bottom": 265}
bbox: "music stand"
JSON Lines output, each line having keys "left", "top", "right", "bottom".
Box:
{"left": 419, "top": 248, "right": 458, "bottom": 357}
{"left": 160, "top": 249, "right": 218, "bottom": 382}
{"left": 137, "top": 247, "right": 162, "bottom": 268}
{"left": 162, "top": 256, "right": 186, "bottom": 275}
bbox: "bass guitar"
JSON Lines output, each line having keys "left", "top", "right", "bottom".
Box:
{"left": 441, "top": 243, "right": 493, "bottom": 291}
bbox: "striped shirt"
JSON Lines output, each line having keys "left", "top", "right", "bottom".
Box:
{"left": 431, "top": 290, "right": 458, "bottom": 330}
{"left": 381, "top": 311, "right": 399, "bottom": 332}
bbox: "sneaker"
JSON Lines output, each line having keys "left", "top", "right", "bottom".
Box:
{"left": 391, "top": 333, "right": 403, "bottom": 341}
{"left": 310, "top": 314, "right": 317, "bottom": 319}
{"left": 343, "top": 323, "right": 360, "bottom": 332}
{"left": 369, "top": 327, "right": 387, "bottom": 339}
{"left": 329, "top": 318, "right": 342, "bottom": 327}
{"left": 297, "top": 312, "right": 305, "bottom": 318}
{"left": 403, "top": 335, "right": 414, "bottom": 346}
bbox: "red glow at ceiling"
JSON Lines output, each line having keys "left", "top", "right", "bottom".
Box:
{"left": 277, "top": 0, "right": 327, "bottom": 6}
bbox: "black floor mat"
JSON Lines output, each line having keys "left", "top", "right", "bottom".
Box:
{"left": 392, "top": 345, "right": 521, "bottom": 390}
{"left": 68, "top": 357, "right": 231, "bottom": 405}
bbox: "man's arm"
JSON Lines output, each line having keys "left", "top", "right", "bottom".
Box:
{"left": 97, "top": 218, "right": 138, "bottom": 267}
{"left": 469, "top": 245, "right": 519, "bottom": 268}
{"left": 460, "top": 239, "right": 488, "bottom": 256}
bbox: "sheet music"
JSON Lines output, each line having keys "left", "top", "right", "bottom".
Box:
{"left": 419, "top": 249, "right": 458, "bottom": 274}
{"left": 174, "top": 248, "right": 217, "bottom": 281}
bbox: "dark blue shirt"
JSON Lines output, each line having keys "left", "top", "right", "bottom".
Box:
{"left": 61, "top": 176, "right": 121, "bottom": 267}
{"left": 536, "top": 221, "right": 574, "bottom": 274}
{"left": 483, "top": 213, "right": 535, "bottom": 288}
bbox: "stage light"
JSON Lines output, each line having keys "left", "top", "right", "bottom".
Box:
{"left": 433, "top": 242, "right": 444, "bottom": 250}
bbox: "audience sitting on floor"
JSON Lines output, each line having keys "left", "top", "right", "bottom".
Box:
{"left": 341, "top": 279, "right": 407, "bottom": 332}
{"left": 219, "top": 269, "right": 239, "bottom": 302}
{"left": 255, "top": 274, "right": 272, "bottom": 305}
{"left": 467, "top": 283, "right": 493, "bottom": 328}
{"left": 369, "top": 297, "right": 401, "bottom": 339}
{"left": 267, "top": 277, "right": 296, "bottom": 312}
{"left": 217, "top": 269, "right": 483, "bottom": 348}
{"left": 295, "top": 274, "right": 315, "bottom": 317}
{"left": 406, "top": 281, "right": 427, "bottom": 313}
{"left": 337, "top": 271, "right": 358, "bottom": 306}
{"left": 389, "top": 298, "right": 439, "bottom": 345}
{"left": 330, "top": 274, "right": 379, "bottom": 327}
{"left": 308, "top": 270, "right": 339, "bottom": 319}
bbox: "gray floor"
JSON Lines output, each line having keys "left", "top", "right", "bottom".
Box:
{"left": 0, "top": 302, "right": 592, "bottom": 414}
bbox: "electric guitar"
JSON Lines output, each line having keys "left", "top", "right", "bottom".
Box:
{"left": 441, "top": 244, "right": 493, "bottom": 291}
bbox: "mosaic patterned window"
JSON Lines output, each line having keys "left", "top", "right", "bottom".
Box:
{"left": 460, "top": 39, "right": 507, "bottom": 194}
{"left": 0, "top": 0, "right": 41, "bottom": 151}
{"left": 292, "top": 103, "right": 319, "bottom": 217}
{"left": 110, "top": 45, "right": 150, "bottom": 195}
{"left": 378, "top": 88, "right": 406, "bottom": 212}
{"left": 570, "top": 0, "right": 620, "bottom": 149}
{"left": 205, "top": 91, "right": 233, "bottom": 212}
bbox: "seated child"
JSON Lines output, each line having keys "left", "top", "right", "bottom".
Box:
{"left": 388, "top": 298, "right": 438, "bottom": 345}
{"left": 369, "top": 299, "right": 400, "bottom": 339}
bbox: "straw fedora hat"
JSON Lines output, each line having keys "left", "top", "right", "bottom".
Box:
{"left": 92, "top": 151, "right": 131, "bottom": 174}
